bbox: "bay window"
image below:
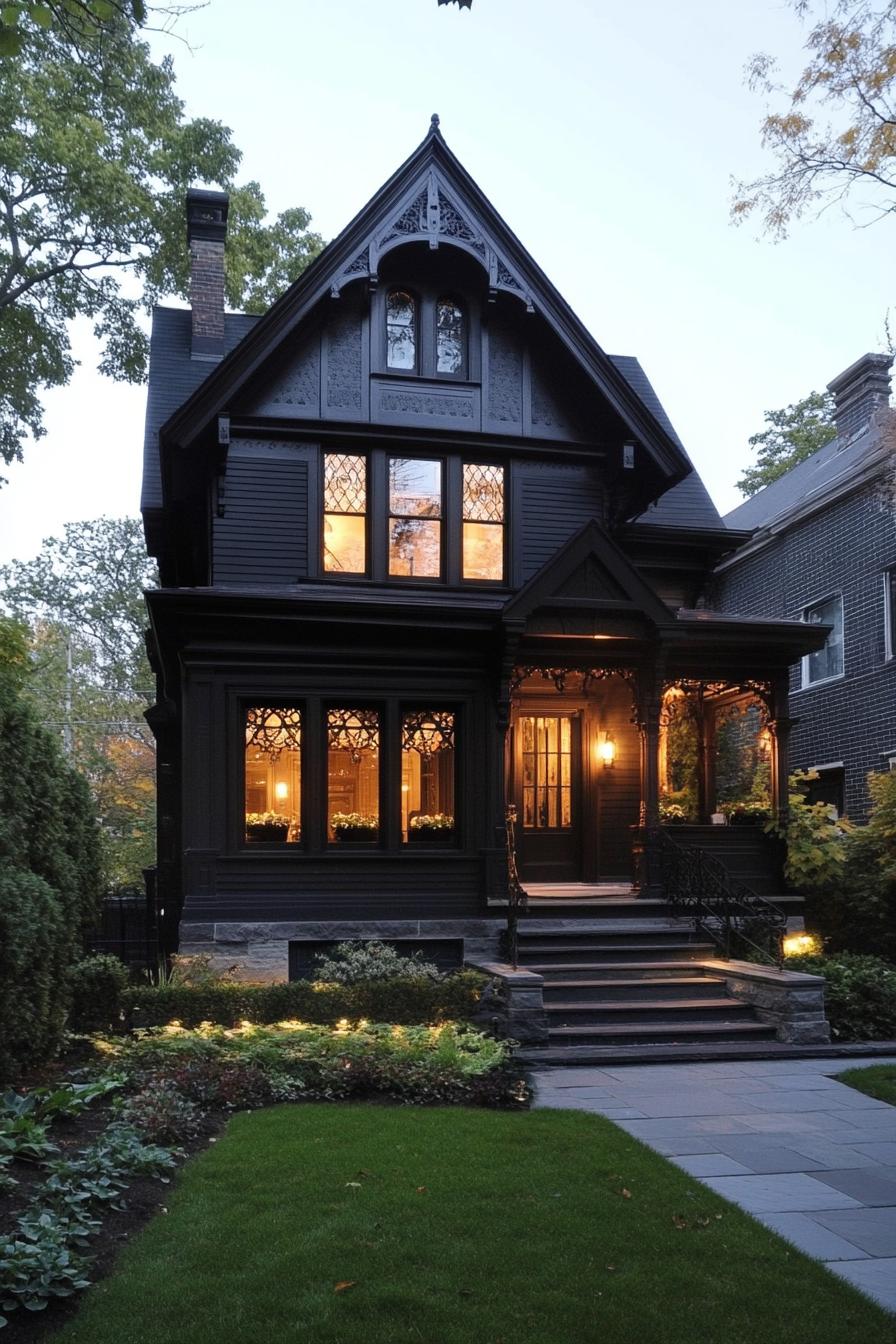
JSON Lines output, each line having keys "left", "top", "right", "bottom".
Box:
{"left": 389, "top": 458, "right": 442, "bottom": 578}
{"left": 462, "top": 462, "right": 505, "bottom": 582}
{"left": 244, "top": 707, "right": 302, "bottom": 842}
{"left": 323, "top": 453, "right": 367, "bottom": 574}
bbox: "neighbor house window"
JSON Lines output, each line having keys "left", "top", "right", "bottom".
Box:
{"left": 803, "top": 595, "right": 844, "bottom": 686}
{"left": 323, "top": 453, "right": 366, "bottom": 574}
{"left": 436, "top": 298, "right": 464, "bottom": 375}
{"left": 244, "top": 707, "right": 301, "bottom": 843}
{"left": 389, "top": 458, "right": 442, "bottom": 578}
{"left": 386, "top": 289, "right": 416, "bottom": 370}
{"left": 401, "top": 711, "right": 456, "bottom": 842}
{"left": 885, "top": 569, "right": 896, "bottom": 662}
{"left": 327, "top": 709, "right": 380, "bottom": 840}
{"left": 462, "top": 463, "right": 505, "bottom": 582}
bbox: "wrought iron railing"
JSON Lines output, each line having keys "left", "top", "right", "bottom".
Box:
{"left": 658, "top": 829, "right": 786, "bottom": 966}
{"left": 501, "top": 804, "right": 529, "bottom": 969}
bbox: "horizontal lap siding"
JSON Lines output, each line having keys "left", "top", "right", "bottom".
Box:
{"left": 183, "top": 860, "right": 483, "bottom": 921}
{"left": 213, "top": 459, "right": 308, "bottom": 584}
{"left": 517, "top": 464, "right": 604, "bottom": 580}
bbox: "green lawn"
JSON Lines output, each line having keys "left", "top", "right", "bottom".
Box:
{"left": 56, "top": 1105, "right": 893, "bottom": 1344}
{"left": 838, "top": 1064, "right": 896, "bottom": 1106}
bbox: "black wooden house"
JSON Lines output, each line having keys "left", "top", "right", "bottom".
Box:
{"left": 141, "top": 118, "right": 828, "bottom": 991}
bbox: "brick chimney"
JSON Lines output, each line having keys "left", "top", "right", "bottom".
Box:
{"left": 186, "top": 187, "right": 229, "bottom": 360}
{"left": 827, "top": 352, "right": 893, "bottom": 443}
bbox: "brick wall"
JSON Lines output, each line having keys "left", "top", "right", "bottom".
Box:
{"left": 189, "top": 237, "right": 225, "bottom": 345}
{"left": 714, "top": 480, "right": 896, "bottom": 818}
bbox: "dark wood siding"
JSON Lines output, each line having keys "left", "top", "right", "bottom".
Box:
{"left": 213, "top": 450, "right": 308, "bottom": 585}
{"left": 516, "top": 463, "right": 605, "bottom": 581}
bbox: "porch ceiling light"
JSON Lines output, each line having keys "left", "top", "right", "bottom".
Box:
{"left": 598, "top": 732, "right": 616, "bottom": 768}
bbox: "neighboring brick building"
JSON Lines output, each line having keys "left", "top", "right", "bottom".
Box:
{"left": 716, "top": 353, "right": 896, "bottom": 819}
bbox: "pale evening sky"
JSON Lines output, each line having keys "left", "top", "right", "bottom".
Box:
{"left": 0, "top": 0, "right": 891, "bottom": 564}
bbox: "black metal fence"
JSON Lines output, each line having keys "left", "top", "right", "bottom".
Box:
{"left": 85, "top": 869, "right": 162, "bottom": 974}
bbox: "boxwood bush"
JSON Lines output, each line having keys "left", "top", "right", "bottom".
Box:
{"left": 786, "top": 951, "right": 896, "bottom": 1041}
{"left": 122, "top": 970, "right": 488, "bottom": 1030}
{"left": 68, "top": 954, "right": 131, "bottom": 1033}
{"left": 0, "top": 862, "right": 70, "bottom": 1080}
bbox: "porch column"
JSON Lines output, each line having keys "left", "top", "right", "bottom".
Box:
{"left": 636, "top": 650, "right": 665, "bottom": 898}
{"left": 700, "top": 698, "right": 717, "bottom": 821}
{"left": 769, "top": 671, "right": 792, "bottom": 829}
{"left": 485, "top": 622, "right": 523, "bottom": 901}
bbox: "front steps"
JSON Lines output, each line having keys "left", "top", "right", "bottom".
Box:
{"left": 515, "top": 924, "right": 777, "bottom": 1050}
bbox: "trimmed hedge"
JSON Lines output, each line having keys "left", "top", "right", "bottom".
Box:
{"left": 0, "top": 861, "right": 70, "bottom": 1079}
{"left": 122, "top": 971, "right": 488, "bottom": 1030}
{"left": 786, "top": 952, "right": 896, "bottom": 1041}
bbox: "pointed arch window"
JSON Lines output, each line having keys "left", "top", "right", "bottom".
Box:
{"left": 386, "top": 289, "right": 417, "bottom": 370}
{"left": 436, "top": 298, "right": 464, "bottom": 375}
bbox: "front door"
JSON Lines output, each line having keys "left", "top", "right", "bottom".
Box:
{"left": 514, "top": 712, "right": 582, "bottom": 883}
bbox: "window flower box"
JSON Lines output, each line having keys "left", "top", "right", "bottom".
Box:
{"left": 245, "top": 812, "right": 291, "bottom": 843}
{"left": 408, "top": 813, "right": 455, "bottom": 843}
{"left": 331, "top": 813, "right": 379, "bottom": 842}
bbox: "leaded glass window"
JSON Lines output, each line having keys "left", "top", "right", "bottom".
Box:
{"left": 436, "top": 299, "right": 464, "bottom": 375}
{"left": 323, "top": 453, "right": 366, "bottom": 574}
{"left": 462, "top": 463, "right": 504, "bottom": 582}
{"left": 389, "top": 458, "right": 442, "bottom": 578}
{"left": 327, "top": 709, "right": 380, "bottom": 839}
{"left": 401, "top": 711, "right": 455, "bottom": 841}
{"left": 244, "top": 707, "right": 301, "bottom": 843}
{"left": 386, "top": 289, "right": 416, "bottom": 370}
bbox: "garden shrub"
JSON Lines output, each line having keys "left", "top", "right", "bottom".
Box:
{"left": 0, "top": 862, "right": 70, "bottom": 1080}
{"left": 312, "top": 939, "right": 440, "bottom": 983}
{"left": 771, "top": 771, "right": 851, "bottom": 892}
{"left": 122, "top": 969, "right": 487, "bottom": 1030}
{"left": 117, "top": 1082, "right": 204, "bottom": 1144}
{"left": 786, "top": 952, "right": 896, "bottom": 1041}
{"left": 68, "top": 954, "right": 130, "bottom": 1033}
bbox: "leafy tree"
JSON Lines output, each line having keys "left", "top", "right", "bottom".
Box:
{"left": 733, "top": 2, "right": 896, "bottom": 237}
{"left": 0, "top": 1, "right": 148, "bottom": 57}
{"left": 737, "top": 390, "right": 837, "bottom": 496}
{"left": 0, "top": 517, "right": 157, "bottom": 883}
{"left": 0, "top": 16, "right": 325, "bottom": 473}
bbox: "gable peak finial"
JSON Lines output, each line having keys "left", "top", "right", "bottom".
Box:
{"left": 429, "top": 113, "right": 440, "bottom": 134}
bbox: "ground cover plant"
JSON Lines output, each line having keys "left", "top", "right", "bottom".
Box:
{"left": 838, "top": 1064, "right": 896, "bottom": 1107}
{"left": 52, "top": 1104, "right": 895, "bottom": 1344}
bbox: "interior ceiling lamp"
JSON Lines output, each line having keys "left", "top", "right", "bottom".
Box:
{"left": 598, "top": 732, "right": 616, "bottom": 768}
{"left": 328, "top": 709, "right": 380, "bottom": 763}
{"left": 402, "top": 711, "right": 455, "bottom": 755}
{"left": 245, "top": 707, "right": 302, "bottom": 760}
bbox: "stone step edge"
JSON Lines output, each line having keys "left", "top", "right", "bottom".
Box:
{"left": 517, "top": 1040, "right": 896, "bottom": 1066}
{"left": 545, "top": 997, "right": 754, "bottom": 1015}
{"left": 547, "top": 1021, "right": 775, "bottom": 1038}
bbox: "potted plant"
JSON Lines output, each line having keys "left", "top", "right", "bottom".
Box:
{"left": 331, "top": 812, "right": 379, "bottom": 842}
{"left": 659, "top": 801, "right": 688, "bottom": 825}
{"left": 245, "top": 811, "right": 291, "bottom": 842}
{"left": 409, "top": 813, "right": 455, "bottom": 843}
{"left": 726, "top": 801, "right": 771, "bottom": 827}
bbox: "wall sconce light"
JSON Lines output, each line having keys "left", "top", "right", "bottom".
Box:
{"left": 598, "top": 732, "right": 616, "bottom": 769}
{"left": 274, "top": 781, "right": 289, "bottom": 802}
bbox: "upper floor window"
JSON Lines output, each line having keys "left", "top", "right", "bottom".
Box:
{"left": 885, "top": 568, "right": 895, "bottom": 662}
{"left": 323, "top": 453, "right": 366, "bottom": 574}
{"left": 389, "top": 458, "right": 442, "bottom": 578}
{"left": 462, "top": 463, "right": 504, "bottom": 582}
{"left": 386, "top": 290, "right": 416, "bottom": 370}
{"left": 802, "top": 594, "right": 844, "bottom": 686}
{"left": 436, "top": 298, "right": 464, "bottom": 375}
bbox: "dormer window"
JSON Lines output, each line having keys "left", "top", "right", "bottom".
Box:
{"left": 436, "top": 298, "right": 464, "bottom": 375}
{"left": 386, "top": 289, "right": 416, "bottom": 370}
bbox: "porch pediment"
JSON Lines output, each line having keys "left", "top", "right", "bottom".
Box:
{"left": 503, "top": 521, "right": 676, "bottom": 630}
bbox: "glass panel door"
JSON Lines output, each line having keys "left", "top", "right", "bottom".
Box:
{"left": 520, "top": 715, "right": 573, "bottom": 832}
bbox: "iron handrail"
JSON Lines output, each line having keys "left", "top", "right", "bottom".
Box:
{"left": 658, "top": 829, "right": 787, "bottom": 966}
{"left": 502, "top": 805, "right": 529, "bottom": 969}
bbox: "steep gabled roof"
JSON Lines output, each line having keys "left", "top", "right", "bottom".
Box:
{"left": 158, "top": 119, "right": 692, "bottom": 489}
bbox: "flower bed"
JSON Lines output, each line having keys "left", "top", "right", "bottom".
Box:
{"left": 0, "top": 1016, "right": 528, "bottom": 1334}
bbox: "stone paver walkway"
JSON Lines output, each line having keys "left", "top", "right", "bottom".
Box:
{"left": 532, "top": 1056, "right": 896, "bottom": 1314}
